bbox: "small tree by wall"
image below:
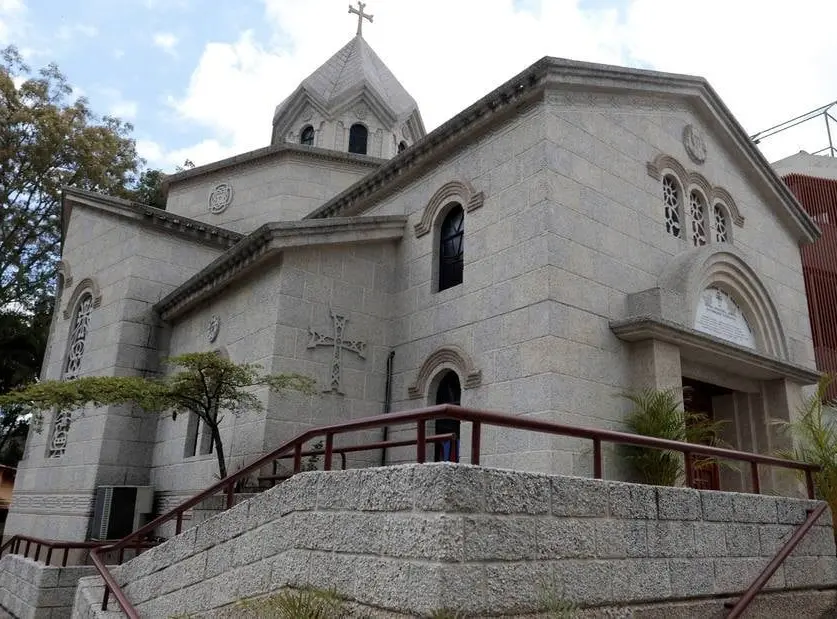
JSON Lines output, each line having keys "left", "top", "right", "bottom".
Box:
{"left": 0, "top": 352, "right": 316, "bottom": 478}
{"left": 773, "top": 375, "right": 837, "bottom": 536}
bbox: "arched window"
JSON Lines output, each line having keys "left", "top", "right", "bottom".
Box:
{"left": 434, "top": 370, "right": 461, "bottom": 462}
{"left": 398, "top": 141, "right": 408, "bottom": 153}
{"left": 348, "top": 123, "right": 368, "bottom": 155}
{"left": 438, "top": 205, "right": 464, "bottom": 291}
{"left": 662, "top": 175, "right": 682, "bottom": 239}
{"left": 714, "top": 203, "right": 730, "bottom": 243}
{"left": 49, "top": 291, "right": 94, "bottom": 458}
{"left": 689, "top": 190, "right": 707, "bottom": 247}
{"left": 300, "top": 125, "right": 314, "bottom": 146}
{"left": 64, "top": 292, "right": 93, "bottom": 379}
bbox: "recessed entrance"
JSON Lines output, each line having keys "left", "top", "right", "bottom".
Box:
{"left": 682, "top": 377, "right": 732, "bottom": 491}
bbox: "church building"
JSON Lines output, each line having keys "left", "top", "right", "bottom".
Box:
{"left": 5, "top": 9, "right": 821, "bottom": 542}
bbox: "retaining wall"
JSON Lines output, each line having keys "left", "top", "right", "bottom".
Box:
{"left": 0, "top": 554, "right": 99, "bottom": 618}
{"left": 77, "top": 463, "right": 837, "bottom": 617}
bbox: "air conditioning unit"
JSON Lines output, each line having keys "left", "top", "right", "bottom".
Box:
{"left": 89, "top": 486, "right": 153, "bottom": 541}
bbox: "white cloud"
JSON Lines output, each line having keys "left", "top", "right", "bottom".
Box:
{"left": 98, "top": 87, "right": 138, "bottom": 121}
{"left": 153, "top": 32, "right": 178, "bottom": 55}
{"left": 0, "top": 0, "right": 24, "bottom": 44}
{"left": 156, "top": 0, "right": 837, "bottom": 168}
{"left": 56, "top": 23, "right": 98, "bottom": 40}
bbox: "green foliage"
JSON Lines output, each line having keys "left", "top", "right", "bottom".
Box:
{"left": 236, "top": 587, "right": 342, "bottom": 619}
{"left": 127, "top": 168, "right": 167, "bottom": 209}
{"left": 0, "top": 352, "right": 316, "bottom": 477}
{"left": 773, "top": 375, "right": 837, "bottom": 533}
{"left": 0, "top": 307, "right": 51, "bottom": 466}
{"left": 0, "top": 45, "right": 143, "bottom": 312}
{"left": 621, "top": 388, "right": 726, "bottom": 486}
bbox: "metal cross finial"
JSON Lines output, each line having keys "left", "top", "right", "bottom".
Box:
{"left": 348, "top": 1, "right": 373, "bottom": 37}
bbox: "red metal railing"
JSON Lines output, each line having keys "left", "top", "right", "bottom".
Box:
{"left": 0, "top": 534, "right": 155, "bottom": 567}
{"left": 726, "top": 502, "right": 829, "bottom": 618}
{"left": 90, "top": 404, "right": 822, "bottom": 618}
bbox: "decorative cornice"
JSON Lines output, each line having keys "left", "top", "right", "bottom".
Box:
{"left": 62, "top": 187, "right": 242, "bottom": 249}
{"left": 610, "top": 316, "right": 818, "bottom": 385}
{"left": 647, "top": 153, "right": 744, "bottom": 227}
{"left": 414, "top": 180, "right": 485, "bottom": 238}
{"left": 162, "top": 143, "right": 385, "bottom": 190}
{"left": 62, "top": 277, "right": 102, "bottom": 320}
{"left": 155, "top": 216, "right": 407, "bottom": 321}
{"left": 408, "top": 346, "right": 482, "bottom": 399}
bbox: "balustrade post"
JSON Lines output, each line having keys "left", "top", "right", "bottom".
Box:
{"left": 806, "top": 468, "right": 816, "bottom": 499}
{"left": 102, "top": 586, "right": 110, "bottom": 611}
{"left": 417, "top": 420, "right": 426, "bottom": 463}
{"left": 471, "top": 421, "right": 481, "bottom": 465}
{"left": 751, "top": 461, "right": 761, "bottom": 494}
{"left": 684, "top": 452, "right": 694, "bottom": 488}
{"left": 62, "top": 548, "right": 68, "bottom": 567}
{"left": 293, "top": 443, "right": 302, "bottom": 473}
{"left": 226, "top": 482, "right": 234, "bottom": 509}
{"left": 45, "top": 548, "right": 52, "bottom": 566}
{"left": 593, "top": 438, "right": 603, "bottom": 479}
{"left": 324, "top": 433, "right": 334, "bottom": 471}
{"left": 176, "top": 512, "right": 183, "bottom": 534}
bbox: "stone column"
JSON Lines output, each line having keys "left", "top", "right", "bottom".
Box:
{"left": 763, "top": 378, "right": 807, "bottom": 497}
{"left": 628, "top": 340, "right": 682, "bottom": 395}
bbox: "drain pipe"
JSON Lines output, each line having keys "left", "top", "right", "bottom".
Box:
{"left": 379, "top": 350, "right": 395, "bottom": 466}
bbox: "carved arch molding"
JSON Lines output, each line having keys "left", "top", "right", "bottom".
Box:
{"left": 62, "top": 277, "right": 103, "bottom": 320}
{"left": 647, "top": 154, "right": 744, "bottom": 227}
{"left": 657, "top": 245, "right": 789, "bottom": 359}
{"left": 408, "top": 346, "right": 482, "bottom": 399}
{"left": 414, "top": 180, "right": 485, "bottom": 238}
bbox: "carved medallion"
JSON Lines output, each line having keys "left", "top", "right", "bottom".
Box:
{"left": 207, "top": 315, "right": 221, "bottom": 343}
{"left": 354, "top": 103, "right": 368, "bottom": 120}
{"left": 683, "top": 124, "right": 707, "bottom": 165}
{"left": 208, "top": 183, "right": 233, "bottom": 214}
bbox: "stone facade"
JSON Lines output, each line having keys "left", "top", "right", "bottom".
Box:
{"left": 6, "top": 40, "right": 823, "bottom": 542}
{"left": 69, "top": 465, "right": 837, "bottom": 618}
{"left": 0, "top": 554, "right": 99, "bottom": 619}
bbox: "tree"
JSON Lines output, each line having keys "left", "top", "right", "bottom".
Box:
{"left": 0, "top": 352, "right": 316, "bottom": 478}
{"left": 773, "top": 375, "right": 837, "bottom": 536}
{"left": 0, "top": 306, "right": 51, "bottom": 466}
{"left": 128, "top": 168, "right": 167, "bottom": 209}
{"left": 0, "top": 45, "right": 143, "bottom": 312}
{"left": 621, "top": 388, "right": 726, "bottom": 486}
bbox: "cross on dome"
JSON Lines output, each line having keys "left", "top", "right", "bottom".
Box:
{"left": 348, "top": 1, "right": 373, "bottom": 37}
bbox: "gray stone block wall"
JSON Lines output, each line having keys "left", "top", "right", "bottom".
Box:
{"left": 166, "top": 155, "right": 377, "bottom": 233}
{"left": 151, "top": 239, "right": 397, "bottom": 498}
{"left": 0, "top": 554, "right": 98, "bottom": 619}
{"left": 89, "top": 464, "right": 837, "bottom": 618}
{"left": 8, "top": 206, "right": 223, "bottom": 542}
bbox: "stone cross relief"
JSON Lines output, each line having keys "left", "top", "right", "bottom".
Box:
{"left": 308, "top": 308, "right": 366, "bottom": 394}
{"left": 348, "top": 1, "right": 373, "bottom": 37}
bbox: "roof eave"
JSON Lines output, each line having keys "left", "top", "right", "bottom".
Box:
{"left": 154, "top": 215, "right": 407, "bottom": 321}
{"left": 61, "top": 187, "right": 243, "bottom": 249}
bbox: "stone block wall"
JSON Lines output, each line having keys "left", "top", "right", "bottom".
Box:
{"left": 166, "top": 152, "right": 378, "bottom": 232}
{"left": 87, "top": 464, "right": 837, "bottom": 618}
{"left": 0, "top": 554, "right": 98, "bottom": 619}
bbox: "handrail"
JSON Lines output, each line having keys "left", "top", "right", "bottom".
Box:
{"left": 726, "top": 502, "right": 829, "bottom": 618}
{"left": 91, "top": 404, "right": 821, "bottom": 617}
{"left": 0, "top": 534, "right": 155, "bottom": 567}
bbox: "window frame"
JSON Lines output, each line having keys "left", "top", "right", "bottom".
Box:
{"left": 348, "top": 123, "right": 369, "bottom": 155}
{"left": 300, "top": 125, "right": 315, "bottom": 146}
{"left": 435, "top": 203, "right": 465, "bottom": 293}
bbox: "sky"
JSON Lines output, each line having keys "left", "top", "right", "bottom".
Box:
{"left": 1, "top": 0, "right": 836, "bottom": 172}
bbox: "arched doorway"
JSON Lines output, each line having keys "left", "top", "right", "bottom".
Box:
{"left": 434, "top": 371, "right": 461, "bottom": 462}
